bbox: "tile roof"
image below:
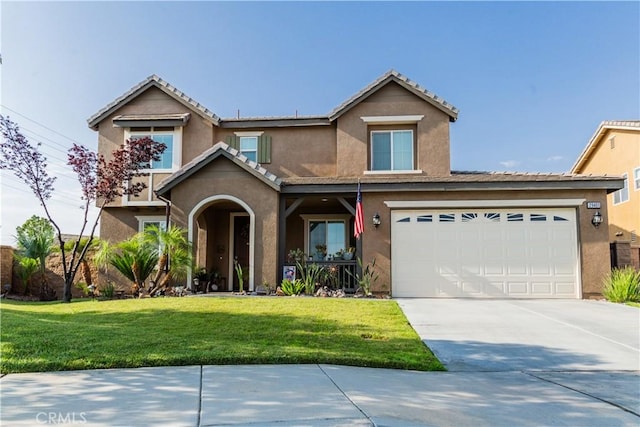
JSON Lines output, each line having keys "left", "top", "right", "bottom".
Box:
{"left": 88, "top": 70, "right": 459, "bottom": 130}
{"left": 155, "top": 142, "right": 281, "bottom": 196}
{"left": 281, "top": 171, "right": 622, "bottom": 190}
{"left": 87, "top": 75, "right": 221, "bottom": 130}
{"left": 328, "top": 69, "right": 459, "bottom": 122}
{"left": 571, "top": 120, "right": 640, "bottom": 173}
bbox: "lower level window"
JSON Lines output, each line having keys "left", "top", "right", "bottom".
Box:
{"left": 309, "top": 220, "right": 346, "bottom": 256}
{"left": 136, "top": 216, "right": 167, "bottom": 233}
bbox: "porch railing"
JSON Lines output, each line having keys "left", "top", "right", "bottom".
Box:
{"left": 284, "top": 260, "right": 359, "bottom": 292}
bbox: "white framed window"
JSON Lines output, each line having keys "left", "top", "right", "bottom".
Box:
{"left": 634, "top": 167, "right": 640, "bottom": 191}
{"left": 239, "top": 136, "right": 258, "bottom": 162}
{"left": 136, "top": 216, "right": 167, "bottom": 233}
{"left": 300, "top": 214, "right": 351, "bottom": 257}
{"left": 613, "top": 173, "right": 629, "bottom": 205}
{"left": 126, "top": 126, "right": 182, "bottom": 172}
{"left": 371, "top": 130, "right": 414, "bottom": 171}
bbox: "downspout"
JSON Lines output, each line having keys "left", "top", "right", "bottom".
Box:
{"left": 155, "top": 192, "right": 172, "bottom": 274}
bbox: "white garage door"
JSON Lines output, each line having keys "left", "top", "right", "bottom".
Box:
{"left": 391, "top": 208, "right": 579, "bottom": 298}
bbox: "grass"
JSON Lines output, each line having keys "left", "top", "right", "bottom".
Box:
{"left": 0, "top": 297, "right": 444, "bottom": 374}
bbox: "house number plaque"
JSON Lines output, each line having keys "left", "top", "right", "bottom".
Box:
{"left": 586, "top": 201, "right": 601, "bottom": 209}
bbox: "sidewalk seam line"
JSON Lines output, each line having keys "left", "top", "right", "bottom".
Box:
{"left": 526, "top": 372, "right": 640, "bottom": 418}
{"left": 197, "top": 365, "right": 204, "bottom": 427}
{"left": 317, "top": 364, "right": 375, "bottom": 426}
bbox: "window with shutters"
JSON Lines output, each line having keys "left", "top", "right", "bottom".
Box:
{"left": 226, "top": 132, "right": 272, "bottom": 164}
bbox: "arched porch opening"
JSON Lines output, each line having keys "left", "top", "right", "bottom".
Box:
{"left": 188, "top": 195, "right": 255, "bottom": 292}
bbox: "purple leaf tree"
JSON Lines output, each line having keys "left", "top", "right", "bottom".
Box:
{"left": 0, "top": 115, "right": 166, "bottom": 302}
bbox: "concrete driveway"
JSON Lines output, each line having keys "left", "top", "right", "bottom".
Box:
{"left": 396, "top": 299, "right": 640, "bottom": 372}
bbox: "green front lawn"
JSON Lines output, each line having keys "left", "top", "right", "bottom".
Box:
{"left": 0, "top": 297, "right": 443, "bottom": 374}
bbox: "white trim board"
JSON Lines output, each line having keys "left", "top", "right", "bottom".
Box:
{"left": 384, "top": 199, "right": 586, "bottom": 209}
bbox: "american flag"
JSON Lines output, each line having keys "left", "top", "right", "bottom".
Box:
{"left": 354, "top": 182, "right": 364, "bottom": 239}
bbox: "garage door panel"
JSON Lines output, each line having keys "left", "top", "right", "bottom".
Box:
{"left": 392, "top": 208, "right": 579, "bottom": 298}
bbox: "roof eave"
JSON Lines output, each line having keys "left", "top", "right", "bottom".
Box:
{"left": 156, "top": 143, "right": 281, "bottom": 197}
{"left": 328, "top": 71, "right": 459, "bottom": 122}
{"left": 87, "top": 76, "right": 221, "bottom": 131}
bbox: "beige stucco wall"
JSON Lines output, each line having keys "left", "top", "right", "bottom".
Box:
{"left": 574, "top": 128, "right": 640, "bottom": 243}
{"left": 96, "top": 86, "right": 215, "bottom": 208}
{"left": 167, "top": 158, "right": 280, "bottom": 288}
{"left": 214, "top": 126, "right": 337, "bottom": 178}
{"left": 361, "top": 188, "right": 611, "bottom": 298}
{"left": 336, "top": 82, "right": 451, "bottom": 177}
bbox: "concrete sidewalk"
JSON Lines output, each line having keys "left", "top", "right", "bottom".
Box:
{"left": 1, "top": 364, "right": 638, "bottom": 426}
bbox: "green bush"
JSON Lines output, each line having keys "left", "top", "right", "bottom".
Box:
{"left": 603, "top": 267, "right": 640, "bottom": 303}
{"left": 280, "top": 278, "right": 305, "bottom": 296}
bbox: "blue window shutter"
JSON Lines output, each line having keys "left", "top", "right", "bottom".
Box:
{"left": 258, "top": 134, "right": 271, "bottom": 164}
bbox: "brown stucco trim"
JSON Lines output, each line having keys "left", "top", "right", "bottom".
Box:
{"left": 280, "top": 174, "right": 624, "bottom": 194}
{"left": 220, "top": 117, "right": 331, "bottom": 128}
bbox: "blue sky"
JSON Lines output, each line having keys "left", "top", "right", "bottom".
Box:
{"left": 1, "top": 1, "right": 639, "bottom": 244}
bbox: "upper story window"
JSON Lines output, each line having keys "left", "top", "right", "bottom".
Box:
{"left": 371, "top": 130, "right": 414, "bottom": 171}
{"left": 239, "top": 136, "right": 258, "bottom": 162}
{"left": 226, "top": 132, "right": 271, "bottom": 164}
{"left": 127, "top": 126, "right": 180, "bottom": 171}
{"left": 634, "top": 167, "right": 640, "bottom": 191}
{"left": 613, "top": 173, "right": 629, "bottom": 205}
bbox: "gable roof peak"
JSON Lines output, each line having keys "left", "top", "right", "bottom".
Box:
{"left": 570, "top": 119, "right": 640, "bottom": 173}
{"left": 87, "top": 74, "right": 221, "bottom": 130}
{"left": 329, "top": 69, "right": 459, "bottom": 122}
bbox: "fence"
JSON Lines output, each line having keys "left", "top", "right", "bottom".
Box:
{"left": 284, "top": 260, "right": 359, "bottom": 292}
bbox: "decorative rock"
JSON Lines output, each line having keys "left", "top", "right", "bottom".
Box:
{"left": 275, "top": 286, "right": 285, "bottom": 296}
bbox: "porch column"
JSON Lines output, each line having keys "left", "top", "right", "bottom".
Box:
{"left": 277, "top": 196, "right": 287, "bottom": 285}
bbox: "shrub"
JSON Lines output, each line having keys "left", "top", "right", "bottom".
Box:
{"left": 603, "top": 267, "right": 640, "bottom": 303}
{"left": 101, "top": 281, "right": 116, "bottom": 299}
{"left": 280, "top": 278, "right": 305, "bottom": 296}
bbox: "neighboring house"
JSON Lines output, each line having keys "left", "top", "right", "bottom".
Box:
{"left": 571, "top": 121, "right": 640, "bottom": 243}
{"left": 571, "top": 120, "right": 640, "bottom": 269}
{"left": 88, "top": 70, "right": 622, "bottom": 299}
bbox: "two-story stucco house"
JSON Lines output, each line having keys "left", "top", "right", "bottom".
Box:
{"left": 88, "top": 70, "right": 622, "bottom": 298}
{"left": 571, "top": 120, "right": 640, "bottom": 269}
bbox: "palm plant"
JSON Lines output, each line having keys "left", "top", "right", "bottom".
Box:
{"left": 95, "top": 234, "right": 158, "bottom": 297}
{"left": 15, "top": 216, "right": 55, "bottom": 296}
{"left": 15, "top": 256, "right": 39, "bottom": 295}
{"left": 143, "top": 225, "right": 192, "bottom": 294}
{"left": 64, "top": 238, "right": 97, "bottom": 287}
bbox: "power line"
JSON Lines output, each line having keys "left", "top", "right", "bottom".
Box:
{"left": 0, "top": 104, "right": 82, "bottom": 145}
{"left": 3, "top": 175, "right": 82, "bottom": 199}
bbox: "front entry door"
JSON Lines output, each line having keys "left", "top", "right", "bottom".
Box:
{"left": 232, "top": 214, "right": 250, "bottom": 291}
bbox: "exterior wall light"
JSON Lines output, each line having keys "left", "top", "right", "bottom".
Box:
{"left": 591, "top": 211, "right": 603, "bottom": 228}
{"left": 373, "top": 212, "right": 381, "bottom": 228}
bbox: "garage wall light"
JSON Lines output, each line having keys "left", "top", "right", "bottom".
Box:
{"left": 373, "top": 212, "right": 381, "bottom": 228}
{"left": 591, "top": 211, "right": 603, "bottom": 228}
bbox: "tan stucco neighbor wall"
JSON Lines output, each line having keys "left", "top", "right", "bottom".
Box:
{"left": 573, "top": 128, "right": 640, "bottom": 243}
{"left": 167, "top": 158, "right": 280, "bottom": 288}
{"left": 336, "top": 82, "right": 451, "bottom": 177}
{"left": 361, "top": 188, "right": 612, "bottom": 298}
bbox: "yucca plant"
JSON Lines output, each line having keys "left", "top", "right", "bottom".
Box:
{"left": 602, "top": 267, "right": 640, "bottom": 303}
